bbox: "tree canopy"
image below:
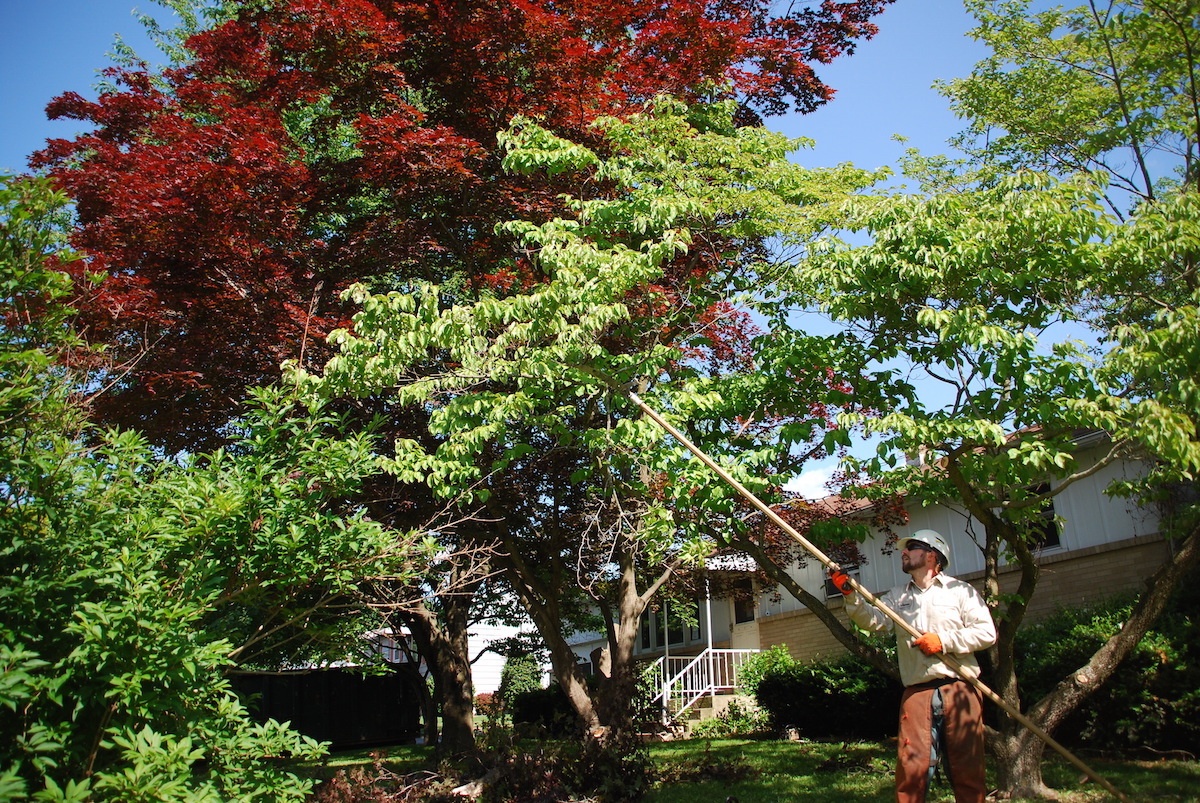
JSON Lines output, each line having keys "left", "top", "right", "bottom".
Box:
{"left": 293, "top": 97, "right": 884, "bottom": 742}
{"left": 33, "top": 0, "right": 894, "bottom": 451}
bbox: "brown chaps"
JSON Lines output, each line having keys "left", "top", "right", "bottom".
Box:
{"left": 896, "top": 680, "right": 986, "bottom": 803}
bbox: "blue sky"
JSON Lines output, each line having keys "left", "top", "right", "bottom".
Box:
{"left": 1, "top": 1, "right": 988, "bottom": 174}
{"left": 1, "top": 1, "right": 166, "bottom": 173}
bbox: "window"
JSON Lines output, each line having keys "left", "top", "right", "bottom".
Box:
{"left": 1029, "top": 483, "right": 1062, "bottom": 550}
{"left": 664, "top": 616, "right": 685, "bottom": 646}
{"left": 639, "top": 608, "right": 690, "bottom": 650}
{"left": 733, "top": 579, "right": 756, "bottom": 623}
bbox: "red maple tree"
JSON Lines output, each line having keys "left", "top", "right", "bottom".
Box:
{"left": 34, "top": 0, "right": 893, "bottom": 449}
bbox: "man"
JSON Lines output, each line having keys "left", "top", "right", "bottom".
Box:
{"left": 830, "top": 529, "right": 997, "bottom": 803}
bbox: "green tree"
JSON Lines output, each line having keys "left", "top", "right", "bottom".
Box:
{"left": 0, "top": 175, "right": 429, "bottom": 800}
{"left": 918, "top": 2, "right": 1200, "bottom": 795}
{"left": 792, "top": 165, "right": 1200, "bottom": 797}
{"left": 295, "top": 99, "right": 880, "bottom": 745}
{"left": 945, "top": 0, "right": 1200, "bottom": 215}
{"left": 787, "top": 0, "right": 1200, "bottom": 786}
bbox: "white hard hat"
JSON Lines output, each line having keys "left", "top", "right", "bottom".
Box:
{"left": 900, "top": 529, "right": 951, "bottom": 567}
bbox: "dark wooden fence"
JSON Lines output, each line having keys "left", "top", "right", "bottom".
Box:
{"left": 233, "top": 668, "right": 420, "bottom": 749}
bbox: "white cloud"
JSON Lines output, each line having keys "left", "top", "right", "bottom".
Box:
{"left": 785, "top": 462, "right": 837, "bottom": 501}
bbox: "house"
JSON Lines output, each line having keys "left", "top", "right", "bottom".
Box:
{"left": 755, "top": 441, "right": 1166, "bottom": 663}
{"left": 567, "top": 438, "right": 1173, "bottom": 726}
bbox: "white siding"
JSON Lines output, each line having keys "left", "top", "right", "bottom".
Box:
{"left": 469, "top": 623, "right": 546, "bottom": 695}
{"left": 819, "top": 448, "right": 1158, "bottom": 598}
{"left": 1054, "top": 452, "right": 1156, "bottom": 550}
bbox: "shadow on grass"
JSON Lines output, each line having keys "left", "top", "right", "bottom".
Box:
{"left": 644, "top": 738, "right": 1200, "bottom": 803}
{"left": 293, "top": 737, "right": 1199, "bottom": 802}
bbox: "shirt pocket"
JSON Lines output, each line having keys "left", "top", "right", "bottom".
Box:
{"left": 927, "top": 599, "right": 960, "bottom": 631}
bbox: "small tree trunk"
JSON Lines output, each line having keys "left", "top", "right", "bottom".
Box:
{"left": 993, "top": 722, "right": 1059, "bottom": 800}
{"left": 395, "top": 660, "right": 438, "bottom": 745}
{"left": 497, "top": 538, "right": 606, "bottom": 733}
{"left": 435, "top": 594, "right": 477, "bottom": 756}
{"left": 437, "top": 654, "right": 476, "bottom": 755}
{"left": 548, "top": 634, "right": 603, "bottom": 731}
{"left": 596, "top": 605, "right": 642, "bottom": 735}
{"left": 401, "top": 597, "right": 478, "bottom": 757}
{"left": 593, "top": 547, "right": 650, "bottom": 736}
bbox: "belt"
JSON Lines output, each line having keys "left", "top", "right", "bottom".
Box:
{"left": 906, "top": 677, "right": 961, "bottom": 691}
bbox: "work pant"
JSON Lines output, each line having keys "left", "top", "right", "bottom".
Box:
{"left": 896, "top": 679, "right": 986, "bottom": 803}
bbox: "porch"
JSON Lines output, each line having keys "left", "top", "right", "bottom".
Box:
{"left": 643, "top": 647, "right": 760, "bottom": 729}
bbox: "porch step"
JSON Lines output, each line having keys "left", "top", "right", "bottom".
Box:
{"left": 681, "top": 691, "right": 747, "bottom": 724}
{"left": 645, "top": 648, "right": 760, "bottom": 729}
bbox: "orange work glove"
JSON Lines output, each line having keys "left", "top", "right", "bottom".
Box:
{"left": 829, "top": 570, "right": 855, "bottom": 596}
{"left": 913, "top": 632, "right": 944, "bottom": 656}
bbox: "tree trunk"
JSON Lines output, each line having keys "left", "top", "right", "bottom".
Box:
{"left": 501, "top": 559, "right": 604, "bottom": 733}
{"left": 435, "top": 593, "right": 477, "bottom": 756}
{"left": 990, "top": 526, "right": 1200, "bottom": 798}
{"left": 401, "top": 596, "right": 478, "bottom": 757}
{"left": 399, "top": 611, "right": 441, "bottom": 747}
{"left": 395, "top": 659, "right": 438, "bottom": 746}
{"left": 993, "top": 725, "right": 1059, "bottom": 801}
{"left": 546, "top": 630, "right": 603, "bottom": 733}
{"left": 595, "top": 549, "right": 649, "bottom": 734}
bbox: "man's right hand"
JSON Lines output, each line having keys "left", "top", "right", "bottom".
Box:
{"left": 829, "top": 569, "right": 855, "bottom": 596}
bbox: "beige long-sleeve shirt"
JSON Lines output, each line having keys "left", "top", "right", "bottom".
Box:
{"left": 845, "top": 572, "right": 997, "bottom": 687}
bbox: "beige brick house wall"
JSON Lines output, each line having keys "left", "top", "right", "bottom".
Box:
{"left": 758, "top": 534, "right": 1173, "bottom": 662}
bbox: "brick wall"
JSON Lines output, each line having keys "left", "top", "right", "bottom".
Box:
{"left": 758, "top": 534, "right": 1173, "bottom": 662}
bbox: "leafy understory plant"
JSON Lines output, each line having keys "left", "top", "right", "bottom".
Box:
{"left": 1, "top": 174, "right": 429, "bottom": 801}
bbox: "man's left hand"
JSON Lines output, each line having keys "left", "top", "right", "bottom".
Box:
{"left": 914, "top": 632, "right": 943, "bottom": 655}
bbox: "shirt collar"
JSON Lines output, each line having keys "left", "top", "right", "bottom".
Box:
{"left": 907, "top": 572, "right": 950, "bottom": 592}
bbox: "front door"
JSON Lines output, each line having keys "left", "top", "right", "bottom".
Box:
{"left": 730, "top": 593, "right": 759, "bottom": 650}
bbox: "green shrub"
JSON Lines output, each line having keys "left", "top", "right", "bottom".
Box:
{"left": 498, "top": 655, "right": 544, "bottom": 705}
{"left": 689, "top": 697, "right": 770, "bottom": 738}
{"left": 1014, "top": 578, "right": 1200, "bottom": 755}
{"left": 735, "top": 644, "right": 796, "bottom": 696}
{"left": 509, "top": 685, "right": 578, "bottom": 738}
{"left": 754, "top": 653, "right": 899, "bottom": 740}
{"left": 0, "top": 175, "right": 424, "bottom": 801}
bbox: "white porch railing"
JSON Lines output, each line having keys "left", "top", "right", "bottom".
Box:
{"left": 644, "top": 648, "right": 759, "bottom": 727}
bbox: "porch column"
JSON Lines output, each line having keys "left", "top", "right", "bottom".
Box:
{"left": 705, "top": 575, "right": 714, "bottom": 700}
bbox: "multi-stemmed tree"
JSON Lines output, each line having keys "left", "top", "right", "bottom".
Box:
{"left": 787, "top": 1, "right": 1200, "bottom": 796}
{"left": 294, "top": 99, "right": 883, "bottom": 749}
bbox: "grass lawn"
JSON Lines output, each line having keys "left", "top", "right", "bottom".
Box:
{"left": 309, "top": 737, "right": 1200, "bottom": 802}
{"left": 642, "top": 737, "right": 1200, "bottom": 802}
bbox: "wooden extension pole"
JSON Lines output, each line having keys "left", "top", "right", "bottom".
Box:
{"left": 629, "top": 392, "right": 1131, "bottom": 803}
